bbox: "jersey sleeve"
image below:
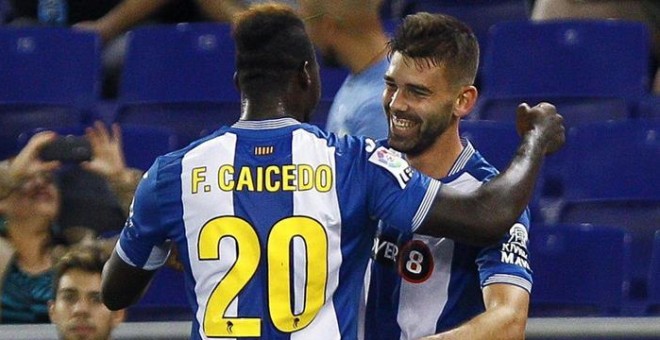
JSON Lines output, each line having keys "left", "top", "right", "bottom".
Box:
{"left": 115, "top": 159, "right": 171, "bottom": 270}
{"left": 476, "top": 209, "right": 533, "bottom": 293}
{"left": 364, "top": 146, "right": 442, "bottom": 233}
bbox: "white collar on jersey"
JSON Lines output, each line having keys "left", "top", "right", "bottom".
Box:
{"left": 447, "top": 139, "right": 476, "bottom": 177}
{"left": 232, "top": 117, "right": 301, "bottom": 130}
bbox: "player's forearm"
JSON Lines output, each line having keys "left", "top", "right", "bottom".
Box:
{"left": 418, "top": 130, "right": 543, "bottom": 245}
{"left": 420, "top": 305, "right": 527, "bottom": 340}
{"left": 101, "top": 250, "right": 155, "bottom": 310}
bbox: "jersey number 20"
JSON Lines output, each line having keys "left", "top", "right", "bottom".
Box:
{"left": 198, "top": 216, "right": 328, "bottom": 337}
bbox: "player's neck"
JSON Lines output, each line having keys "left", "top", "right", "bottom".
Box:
{"left": 239, "top": 96, "right": 299, "bottom": 121}
{"left": 407, "top": 129, "right": 464, "bottom": 180}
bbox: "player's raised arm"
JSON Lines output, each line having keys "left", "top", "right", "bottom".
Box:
{"left": 417, "top": 102, "right": 565, "bottom": 245}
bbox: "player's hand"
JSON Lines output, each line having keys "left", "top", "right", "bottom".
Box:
{"left": 516, "top": 102, "right": 565, "bottom": 155}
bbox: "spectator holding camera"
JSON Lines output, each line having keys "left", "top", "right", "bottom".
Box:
{"left": 0, "top": 122, "right": 140, "bottom": 324}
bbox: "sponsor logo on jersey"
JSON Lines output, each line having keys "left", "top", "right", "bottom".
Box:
{"left": 500, "top": 223, "right": 530, "bottom": 269}
{"left": 398, "top": 240, "right": 434, "bottom": 283}
{"left": 368, "top": 146, "right": 414, "bottom": 189}
{"left": 372, "top": 233, "right": 434, "bottom": 283}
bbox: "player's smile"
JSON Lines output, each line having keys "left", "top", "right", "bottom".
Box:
{"left": 389, "top": 112, "right": 420, "bottom": 139}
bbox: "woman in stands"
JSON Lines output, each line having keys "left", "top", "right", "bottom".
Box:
{"left": 0, "top": 123, "right": 140, "bottom": 323}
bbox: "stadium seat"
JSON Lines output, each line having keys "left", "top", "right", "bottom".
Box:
{"left": 559, "top": 199, "right": 660, "bottom": 303}
{"left": 120, "top": 124, "right": 178, "bottom": 171}
{"left": 647, "top": 231, "right": 660, "bottom": 315}
{"left": 116, "top": 23, "right": 239, "bottom": 147}
{"left": 126, "top": 267, "right": 191, "bottom": 322}
{"left": 529, "top": 223, "right": 631, "bottom": 316}
{"left": 559, "top": 120, "right": 659, "bottom": 201}
{"left": 636, "top": 95, "right": 660, "bottom": 119}
{"left": 0, "top": 27, "right": 102, "bottom": 158}
{"left": 478, "top": 19, "right": 651, "bottom": 126}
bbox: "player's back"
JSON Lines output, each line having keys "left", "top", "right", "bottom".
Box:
{"left": 134, "top": 118, "right": 438, "bottom": 339}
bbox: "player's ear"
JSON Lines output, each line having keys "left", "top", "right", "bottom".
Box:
{"left": 454, "top": 85, "right": 478, "bottom": 118}
{"left": 298, "top": 61, "right": 312, "bottom": 89}
{"left": 233, "top": 71, "right": 240, "bottom": 90}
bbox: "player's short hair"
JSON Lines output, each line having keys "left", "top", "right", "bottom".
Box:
{"left": 52, "top": 244, "right": 108, "bottom": 296}
{"left": 232, "top": 4, "right": 317, "bottom": 96}
{"left": 388, "top": 12, "right": 480, "bottom": 86}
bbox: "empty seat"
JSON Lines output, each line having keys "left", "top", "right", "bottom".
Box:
{"left": 560, "top": 120, "right": 659, "bottom": 201}
{"left": 559, "top": 199, "right": 660, "bottom": 302}
{"left": 116, "top": 23, "right": 239, "bottom": 147}
{"left": 120, "top": 124, "right": 178, "bottom": 171}
{"left": 529, "top": 223, "right": 631, "bottom": 316}
{"left": 0, "top": 27, "right": 102, "bottom": 157}
{"left": 0, "top": 27, "right": 101, "bottom": 107}
{"left": 478, "top": 19, "right": 651, "bottom": 126}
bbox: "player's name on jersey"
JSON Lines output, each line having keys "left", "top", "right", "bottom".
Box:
{"left": 190, "top": 164, "right": 333, "bottom": 193}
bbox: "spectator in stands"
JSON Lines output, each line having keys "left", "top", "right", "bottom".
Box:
{"left": 0, "top": 122, "right": 140, "bottom": 324}
{"left": 299, "top": 0, "right": 390, "bottom": 139}
{"left": 364, "top": 13, "right": 531, "bottom": 340}
{"left": 49, "top": 243, "right": 124, "bottom": 340}
{"left": 531, "top": 0, "right": 660, "bottom": 95}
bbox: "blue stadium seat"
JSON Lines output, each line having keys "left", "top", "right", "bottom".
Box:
{"left": 0, "top": 27, "right": 102, "bottom": 158}
{"left": 127, "top": 267, "right": 191, "bottom": 322}
{"left": 0, "top": 27, "right": 102, "bottom": 108}
{"left": 559, "top": 120, "right": 659, "bottom": 201}
{"left": 478, "top": 20, "right": 651, "bottom": 126}
{"left": 647, "top": 230, "right": 660, "bottom": 315}
{"left": 559, "top": 199, "right": 660, "bottom": 304}
{"left": 529, "top": 223, "right": 631, "bottom": 316}
{"left": 556, "top": 120, "right": 659, "bottom": 302}
{"left": 636, "top": 95, "right": 660, "bottom": 119}
{"left": 116, "top": 23, "right": 239, "bottom": 147}
{"left": 120, "top": 124, "right": 178, "bottom": 171}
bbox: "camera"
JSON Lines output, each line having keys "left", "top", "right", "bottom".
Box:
{"left": 40, "top": 135, "right": 92, "bottom": 162}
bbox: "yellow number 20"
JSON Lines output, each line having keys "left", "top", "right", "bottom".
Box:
{"left": 198, "top": 216, "right": 328, "bottom": 337}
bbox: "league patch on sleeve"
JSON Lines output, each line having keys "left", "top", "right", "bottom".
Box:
{"left": 368, "top": 146, "right": 415, "bottom": 189}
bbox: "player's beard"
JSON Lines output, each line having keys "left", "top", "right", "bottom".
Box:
{"left": 387, "top": 102, "right": 454, "bottom": 156}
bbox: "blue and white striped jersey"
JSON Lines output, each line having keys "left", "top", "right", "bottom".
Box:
{"left": 364, "top": 141, "right": 532, "bottom": 340}
{"left": 115, "top": 118, "right": 442, "bottom": 340}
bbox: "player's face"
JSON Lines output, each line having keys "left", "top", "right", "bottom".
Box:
{"left": 49, "top": 269, "right": 123, "bottom": 340}
{"left": 383, "top": 52, "right": 458, "bottom": 156}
